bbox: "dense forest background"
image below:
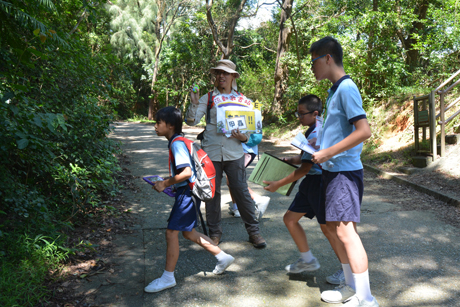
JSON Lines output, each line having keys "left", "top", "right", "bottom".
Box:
{"left": 1, "top": 0, "right": 459, "bottom": 305}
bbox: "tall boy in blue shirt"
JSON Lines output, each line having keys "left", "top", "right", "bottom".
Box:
{"left": 309, "top": 37, "right": 379, "bottom": 307}
{"left": 144, "top": 106, "right": 234, "bottom": 293}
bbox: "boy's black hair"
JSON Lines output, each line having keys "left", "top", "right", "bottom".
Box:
{"left": 298, "top": 94, "right": 322, "bottom": 115}
{"left": 309, "top": 36, "right": 343, "bottom": 67}
{"left": 155, "top": 106, "right": 183, "bottom": 135}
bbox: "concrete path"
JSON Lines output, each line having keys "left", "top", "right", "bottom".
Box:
{"left": 77, "top": 122, "right": 460, "bottom": 307}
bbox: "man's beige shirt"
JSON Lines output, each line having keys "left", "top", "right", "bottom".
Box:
{"left": 185, "top": 88, "right": 247, "bottom": 162}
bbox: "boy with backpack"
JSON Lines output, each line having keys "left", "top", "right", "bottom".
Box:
{"left": 144, "top": 106, "right": 234, "bottom": 293}
{"left": 309, "top": 37, "right": 378, "bottom": 306}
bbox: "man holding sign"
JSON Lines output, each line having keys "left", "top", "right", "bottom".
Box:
{"left": 185, "top": 59, "right": 267, "bottom": 249}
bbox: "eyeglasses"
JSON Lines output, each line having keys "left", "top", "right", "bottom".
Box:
{"left": 310, "top": 54, "right": 327, "bottom": 66}
{"left": 295, "top": 111, "right": 314, "bottom": 118}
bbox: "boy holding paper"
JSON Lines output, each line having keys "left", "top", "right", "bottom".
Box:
{"left": 309, "top": 36, "right": 378, "bottom": 306}
{"left": 263, "top": 95, "right": 343, "bottom": 283}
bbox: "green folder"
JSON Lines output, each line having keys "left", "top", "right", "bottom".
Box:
{"left": 248, "top": 153, "right": 298, "bottom": 196}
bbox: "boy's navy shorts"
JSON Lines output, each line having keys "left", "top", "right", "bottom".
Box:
{"left": 320, "top": 169, "right": 364, "bottom": 223}
{"left": 167, "top": 185, "right": 199, "bottom": 232}
{"left": 288, "top": 175, "right": 325, "bottom": 224}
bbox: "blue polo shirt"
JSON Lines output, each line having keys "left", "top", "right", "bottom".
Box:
{"left": 168, "top": 134, "right": 197, "bottom": 188}
{"left": 320, "top": 75, "right": 367, "bottom": 172}
{"left": 301, "top": 124, "right": 322, "bottom": 175}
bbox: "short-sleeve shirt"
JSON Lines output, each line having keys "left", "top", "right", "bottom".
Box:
{"left": 301, "top": 124, "right": 322, "bottom": 175}
{"left": 168, "top": 135, "right": 197, "bottom": 188}
{"left": 320, "top": 76, "right": 367, "bottom": 172}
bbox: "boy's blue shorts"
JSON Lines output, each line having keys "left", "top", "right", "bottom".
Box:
{"left": 320, "top": 169, "right": 364, "bottom": 223}
{"left": 288, "top": 175, "right": 325, "bottom": 224}
{"left": 167, "top": 185, "right": 199, "bottom": 232}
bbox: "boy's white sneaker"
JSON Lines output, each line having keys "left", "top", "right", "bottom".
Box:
{"left": 213, "top": 254, "right": 235, "bottom": 275}
{"left": 326, "top": 268, "right": 345, "bottom": 285}
{"left": 321, "top": 283, "right": 356, "bottom": 303}
{"left": 144, "top": 277, "right": 176, "bottom": 293}
{"left": 285, "top": 257, "right": 320, "bottom": 273}
{"left": 343, "top": 295, "right": 379, "bottom": 307}
{"left": 254, "top": 196, "right": 270, "bottom": 220}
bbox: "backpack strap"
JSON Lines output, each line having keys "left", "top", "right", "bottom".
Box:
{"left": 206, "top": 91, "right": 214, "bottom": 124}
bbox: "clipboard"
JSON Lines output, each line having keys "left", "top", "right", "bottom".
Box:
{"left": 248, "top": 153, "right": 298, "bottom": 196}
{"left": 143, "top": 175, "right": 176, "bottom": 197}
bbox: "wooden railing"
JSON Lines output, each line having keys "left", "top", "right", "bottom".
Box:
{"left": 414, "top": 69, "right": 460, "bottom": 160}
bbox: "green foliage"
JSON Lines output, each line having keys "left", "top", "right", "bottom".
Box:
{"left": 0, "top": 234, "right": 70, "bottom": 306}
{"left": 0, "top": 0, "right": 134, "bottom": 304}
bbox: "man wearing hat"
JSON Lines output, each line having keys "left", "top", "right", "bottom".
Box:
{"left": 185, "top": 59, "right": 267, "bottom": 248}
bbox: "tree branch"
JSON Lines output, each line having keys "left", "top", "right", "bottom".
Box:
{"left": 206, "top": 0, "right": 227, "bottom": 56}
{"left": 69, "top": 9, "right": 87, "bottom": 35}
{"left": 239, "top": 42, "right": 276, "bottom": 53}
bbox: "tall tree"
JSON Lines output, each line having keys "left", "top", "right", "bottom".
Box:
{"left": 109, "top": 0, "right": 193, "bottom": 119}
{"left": 270, "top": 0, "right": 293, "bottom": 116}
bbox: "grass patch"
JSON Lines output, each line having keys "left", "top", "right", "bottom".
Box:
{"left": 126, "top": 114, "right": 155, "bottom": 123}
{"left": 0, "top": 234, "right": 70, "bottom": 306}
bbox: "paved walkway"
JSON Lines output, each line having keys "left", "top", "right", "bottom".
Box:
{"left": 76, "top": 122, "right": 460, "bottom": 307}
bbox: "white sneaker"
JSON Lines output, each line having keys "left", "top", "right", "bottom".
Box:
{"left": 326, "top": 268, "right": 345, "bottom": 285}
{"left": 321, "top": 283, "right": 356, "bottom": 303}
{"left": 254, "top": 196, "right": 270, "bottom": 220}
{"left": 144, "top": 277, "right": 176, "bottom": 293}
{"left": 343, "top": 295, "right": 379, "bottom": 307}
{"left": 285, "top": 257, "right": 320, "bottom": 273}
{"left": 213, "top": 254, "right": 235, "bottom": 275}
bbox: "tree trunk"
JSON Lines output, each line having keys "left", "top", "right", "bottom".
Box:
{"left": 206, "top": 0, "right": 247, "bottom": 59}
{"left": 396, "top": 0, "right": 429, "bottom": 73}
{"left": 366, "top": 0, "right": 378, "bottom": 90}
{"left": 148, "top": 46, "right": 161, "bottom": 120}
{"left": 271, "top": 0, "right": 293, "bottom": 118}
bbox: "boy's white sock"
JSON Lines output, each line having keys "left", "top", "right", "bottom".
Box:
{"left": 342, "top": 263, "right": 355, "bottom": 289}
{"left": 215, "top": 251, "right": 228, "bottom": 261}
{"left": 231, "top": 202, "right": 238, "bottom": 210}
{"left": 213, "top": 251, "right": 235, "bottom": 275}
{"left": 300, "top": 250, "right": 314, "bottom": 263}
{"left": 353, "top": 269, "right": 373, "bottom": 302}
{"left": 161, "top": 270, "right": 175, "bottom": 282}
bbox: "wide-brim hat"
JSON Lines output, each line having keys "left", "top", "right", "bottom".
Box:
{"left": 210, "top": 60, "right": 240, "bottom": 79}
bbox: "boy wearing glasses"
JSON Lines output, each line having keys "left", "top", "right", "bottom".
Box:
{"left": 309, "top": 37, "right": 378, "bottom": 307}
{"left": 263, "top": 95, "right": 344, "bottom": 282}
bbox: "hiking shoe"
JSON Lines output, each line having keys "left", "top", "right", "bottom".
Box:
{"left": 321, "top": 283, "right": 356, "bottom": 303}
{"left": 326, "top": 268, "right": 345, "bottom": 285}
{"left": 343, "top": 295, "right": 379, "bottom": 307}
{"left": 249, "top": 234, "right": 267, "bottom": 248}
{"left": 210, "top": 236, "right": 221, "bottom": 246}
{"left": 285, "top": 257, "right": 320, "bottom": 273}
{"left": 254, "top": 196, "right": 270, "bottom": 220}
{"left": 213, "top": 254, "right": 235, "bottom": 275}
{"left": 144, "top": 277, "right": 176, "bottom": 293}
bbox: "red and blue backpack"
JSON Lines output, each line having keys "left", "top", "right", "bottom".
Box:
{"left": 169, "top": 136, "right": 216, "bottom": 202}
